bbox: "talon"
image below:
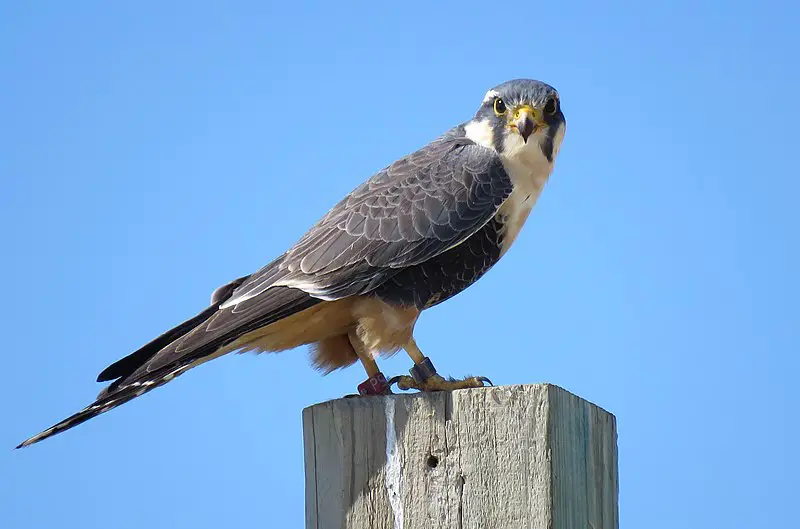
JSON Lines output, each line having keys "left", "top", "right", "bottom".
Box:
{"left": 388, "top": 375, "right": 417, "bottom": 391}
{"left": 445, "top": 375, "right": 492, "bottom": 390}
{"left": 389, "top": 373, "right": 494, "bottom": 392}
{"left": 476, "top": 376, "right": 493, "bottom": 387}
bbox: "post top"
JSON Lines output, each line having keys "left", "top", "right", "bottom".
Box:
{"left": 304, "top": 382, "right": 614, "bottom": 419}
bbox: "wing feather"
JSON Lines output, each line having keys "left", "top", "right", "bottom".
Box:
{"left": 223, "top": 127, "right": 512, "bottom": 307}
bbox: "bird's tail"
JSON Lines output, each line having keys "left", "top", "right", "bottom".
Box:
{"left": 16, "top": 356, "right": 200, "bottom": 448}
{"left": 16, "top": 277, "right": 256, "bottom": 448}
{"left": 17, "top": 386, "right": 146, "bottom": 448}
{"left": 16, "top": 278, "right": 320, "bottom": 449}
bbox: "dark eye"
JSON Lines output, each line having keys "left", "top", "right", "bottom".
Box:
{"left": 493, "top": 98, "right": 507, "bottom": 115}
{"left": 544, "top": 97, "right": 558, "bottom": 115}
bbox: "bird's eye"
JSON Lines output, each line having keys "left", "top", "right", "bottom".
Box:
{"left": 544, "top": 97, "right": 558, "bottom": 115}
{"left": 493, "top": 98, "right": 507, "bottom": 116}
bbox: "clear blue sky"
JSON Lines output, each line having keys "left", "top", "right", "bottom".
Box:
{"left": 2, "top": 1, "right": 798, "bottom": 527}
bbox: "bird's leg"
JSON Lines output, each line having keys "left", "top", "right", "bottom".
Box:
{"left": 348, "top": 330, "right": 392, "bottom": 396}
{"left": 390, "top": 337, "right": 492, "bottom": 392}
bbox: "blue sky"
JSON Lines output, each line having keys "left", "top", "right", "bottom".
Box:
{"left": 2, "top": 1, "right": 798, "bottom": 527}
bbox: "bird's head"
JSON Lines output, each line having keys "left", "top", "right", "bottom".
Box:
{"left": 464, "top": 79, "right": 566, "bottom": 165}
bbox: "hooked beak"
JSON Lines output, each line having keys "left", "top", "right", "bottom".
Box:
{"left": 511, "top": 105, "right": 546, "bottom": 143}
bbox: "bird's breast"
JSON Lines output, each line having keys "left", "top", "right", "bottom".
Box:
{"left": 497, "top": 156, "right": 551, "bottom": 256}
{"left": 497, "top": 190, "right": 535, "bottom": 256}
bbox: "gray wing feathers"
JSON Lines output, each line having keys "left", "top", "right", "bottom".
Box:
{"left": 210, "top": 275, "right": 250, "bottom": 305}
{"left": 224, "top": 130, "right": 512, "bottom": 305}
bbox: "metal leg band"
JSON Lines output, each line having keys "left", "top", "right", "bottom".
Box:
{"left": 409, "top": 357, "right": 437, "bottom": 384}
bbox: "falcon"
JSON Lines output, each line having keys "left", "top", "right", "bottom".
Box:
{"left": 18, "top": 78, "right": 566, "bottom": 448}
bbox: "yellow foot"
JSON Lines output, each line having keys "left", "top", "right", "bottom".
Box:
{"left": 389, "top": 374, "right": 492, "bottom": 392}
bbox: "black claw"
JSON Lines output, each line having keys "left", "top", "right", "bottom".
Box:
{"left": 477, "top": 376, "right": 493, "bottom": 387}
{"left": 387, "top": 376, "right": 410, "bottom": 391}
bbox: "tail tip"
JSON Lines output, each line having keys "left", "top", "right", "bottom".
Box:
{"left": 15, "top": 439, "right": 33, "bottom": 449}
{"left": 15, "top": 427, "right": 57, "bottom": 450}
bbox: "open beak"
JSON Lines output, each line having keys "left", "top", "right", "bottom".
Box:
{"left": 512, "top": 105, "right": 546, "bottom": 143}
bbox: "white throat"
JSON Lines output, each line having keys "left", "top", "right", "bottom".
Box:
{"left": 464, "top": 119, "right": 565, "bottom": 254}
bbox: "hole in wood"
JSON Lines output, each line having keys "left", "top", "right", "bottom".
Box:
{"left": 426, "top": 455, "right": 439, "bottom": 468}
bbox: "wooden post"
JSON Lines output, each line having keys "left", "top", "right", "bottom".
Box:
{"left": 303, "top": 384, "right": 618, "bottom": 529}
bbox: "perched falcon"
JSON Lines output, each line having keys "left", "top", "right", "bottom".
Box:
{"left": 18, "top": 78, "right": 566, "bottom": 448}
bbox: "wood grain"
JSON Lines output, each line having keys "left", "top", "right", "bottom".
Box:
{"left": 303, "top": 384, "right": 618, "bottom": 529}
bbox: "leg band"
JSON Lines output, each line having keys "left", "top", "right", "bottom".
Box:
{"left": 409, "top": 357, "right": 437, "bottom": 384}
{"left": 358, "top": 372, "right": 390, "bottom": 395}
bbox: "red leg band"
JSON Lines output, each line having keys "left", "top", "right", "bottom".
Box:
{"left": 358, "top": 372, "right": 390, "bottom": 395}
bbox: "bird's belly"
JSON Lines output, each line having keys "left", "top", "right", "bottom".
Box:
{"left": 371, "top": 218, "right": 505, "bottom": 310}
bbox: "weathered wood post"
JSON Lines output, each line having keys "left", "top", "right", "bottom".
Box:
{"left": 303, "top": 384, "right": 618, "bottom": 529}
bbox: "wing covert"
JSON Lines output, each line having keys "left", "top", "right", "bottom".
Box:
{"left": 224, "top": 128, "right": 512, "bottom": 306}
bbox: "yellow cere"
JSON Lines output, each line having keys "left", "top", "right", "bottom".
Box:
{"left": 510, "top": 105, "right": 545, "bottom": 127}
